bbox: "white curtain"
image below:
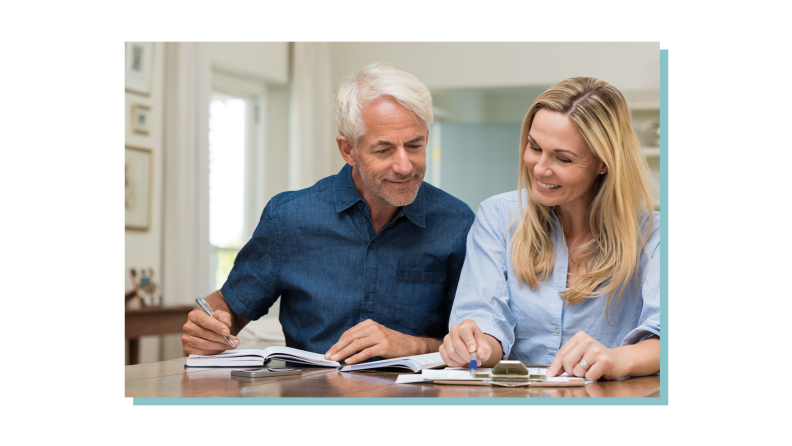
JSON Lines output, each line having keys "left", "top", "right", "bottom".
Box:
{"left": 162, "top": 42, "right": 212, "bottom": 304}
{"left": 288, "top": 42, "right": 342, "bottom": 190}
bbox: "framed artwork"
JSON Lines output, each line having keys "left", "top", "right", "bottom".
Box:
{"left": 131, "top": 104, "right": 151, "bottom": 135}
{"left": 125, "top": 42, "right": 153, "bottom": 96}
{"left": 125, "top": 146, "right": 152, "bottom": 231}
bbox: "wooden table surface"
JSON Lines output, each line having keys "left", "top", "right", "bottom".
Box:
{"left": 126, "top": 357, "right": 660, "bottom": 398}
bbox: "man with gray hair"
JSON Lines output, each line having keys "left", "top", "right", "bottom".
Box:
{"left": 182, "top": 63, "right": 475, "bottom": 365}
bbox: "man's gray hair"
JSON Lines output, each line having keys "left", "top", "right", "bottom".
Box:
{"left": 333, "top": 62, "right": 433, "bottom": 146}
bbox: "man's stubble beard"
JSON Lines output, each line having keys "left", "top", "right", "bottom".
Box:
{"left": 354, "top": 150, "right": 425, "bottom": 207}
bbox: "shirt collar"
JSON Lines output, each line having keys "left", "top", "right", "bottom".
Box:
{"left": 333, "top": 164, "right": 426, "bottom": 228}
{"left": 333, "top": 164, "right": 364, "bottom": 212}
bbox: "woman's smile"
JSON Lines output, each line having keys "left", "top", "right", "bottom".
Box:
{"left": 536, "top": 178, "right": 561, "bottom": 190}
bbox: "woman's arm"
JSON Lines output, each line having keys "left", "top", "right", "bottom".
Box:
{"left": 613, "top": 335, "right": 660, "bottom": 377}
{"left": 552, "top": 213, "right": 661, "bottom": 380}
{"left": 447, "top": 197, "right": 520, "bottom": 362}
{"left": 547, "top": 331, "right": 659, "bottom": 380}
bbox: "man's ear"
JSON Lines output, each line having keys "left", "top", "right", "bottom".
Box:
{"left": 337, "top": 136, "right": 356, "bottom": 167}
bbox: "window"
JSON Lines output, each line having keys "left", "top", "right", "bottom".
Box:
{"left": 207, "top": 71, "right": 284, "bottom": 318}
{"left": 209, "top": 92, "right": 248, "bottom": 289}
{"left": 207, "top": 72, "right": 269, "bottom": 290}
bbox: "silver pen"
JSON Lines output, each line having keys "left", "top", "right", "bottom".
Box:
{"left": 195, "top": 297, "right": 236, "bottom": 348}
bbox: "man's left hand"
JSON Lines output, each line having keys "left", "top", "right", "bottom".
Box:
{"left": 324, "top": 319, "right": 436, "bottom": 365}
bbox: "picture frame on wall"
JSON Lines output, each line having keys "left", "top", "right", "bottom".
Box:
{"left": 131, "top": 104, "right": 151, "bottom": 135}
{"left": 125, "top": 42, "right": 153, "bottom": 96}
{"left": 125, "top": 146, "right": 152, "bottom": 231}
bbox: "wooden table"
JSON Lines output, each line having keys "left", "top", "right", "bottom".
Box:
{"left": 126, "top": 357, "right": 660, "bottom": 398}
{"left": 125, "top": 305, "right": 194, "bottom": 365}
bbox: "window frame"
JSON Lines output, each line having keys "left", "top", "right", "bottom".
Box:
{"left": 208, "top": 72, "right": 268, "bottom": 291}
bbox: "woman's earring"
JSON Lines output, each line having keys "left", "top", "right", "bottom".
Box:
{"left": 600, "top": 171, "right": 605, "bottom": 174}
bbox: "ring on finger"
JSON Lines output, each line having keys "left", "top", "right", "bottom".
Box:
{"left": 578, "top": 358, "right": 591, "bottom": 371}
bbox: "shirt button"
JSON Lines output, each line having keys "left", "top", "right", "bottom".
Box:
{"left": 357, "top": 203, "right": 364, "bottom": 209}
{"left": 555, "top": 328, "right": 560, "bottom": 334}
{"left": 364, "top": 294, "right": 373, "bottom": 301}
{"left": 369, "top": 243, "right": 374, "bottom": 249}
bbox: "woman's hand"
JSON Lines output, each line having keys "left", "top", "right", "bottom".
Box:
{"left": 547, "top": 331, "right": 629, "bottom": 381}
{"left": 439, "top": 319, "right": 499, "bottom": 368}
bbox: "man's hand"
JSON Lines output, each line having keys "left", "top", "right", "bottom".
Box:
{"left": 324, "top": 319, "right": 440, "bottom": 365}
{"left": 181, "top": 307, "right": 241, "bottom": 356}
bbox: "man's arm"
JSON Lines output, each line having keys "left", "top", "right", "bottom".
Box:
{"left": 324, "top": 319, "right": 442, "bottom": 365}
{"left": 181, "top": 289, "right": 251, "bottom": 355}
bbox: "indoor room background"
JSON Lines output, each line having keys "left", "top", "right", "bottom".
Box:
{"left": 124, "top": 42, "right": 660, "bottom": 365}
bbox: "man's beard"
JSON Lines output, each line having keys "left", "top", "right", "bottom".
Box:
{"left": 355, "top": 152, "right": 424, "bottom": 207}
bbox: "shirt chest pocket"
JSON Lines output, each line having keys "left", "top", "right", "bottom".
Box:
{"left": 395, "top": 271, "right": 446, "bottom": 284}
{"left": 382, "top": 270, "right": 447, "bottom": 336}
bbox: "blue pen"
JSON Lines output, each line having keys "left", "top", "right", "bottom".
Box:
{"left": 469, "top": 351, "right": 478, "bottom": 375}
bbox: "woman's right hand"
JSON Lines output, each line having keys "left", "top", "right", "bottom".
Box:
{"left": 439, "top": 318, "right": 493, "bottom": 367}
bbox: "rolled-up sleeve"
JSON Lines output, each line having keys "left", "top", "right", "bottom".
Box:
{"left": 221, "top": 202, "right": 281, "bottom": 321}
{"left": 621, "top": 214, "right": 661, "bottom": 346}
{"left": 450, "top": 198, "right": 517, "bottom": 359}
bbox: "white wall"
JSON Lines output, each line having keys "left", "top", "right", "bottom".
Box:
{"left": 208, "top": 42, "right": 289, "bottom": 85}
{"left": 329, "top": 42, "right": 659, "bottom": 92}
{"left": 125, "top": 43, "right": 293, "bottom": 364}
{"left": 124, "top": 43, "right": 166, "bottom": 364}
{"left": 125, "top": 44, "right": 165, "bottom": 294}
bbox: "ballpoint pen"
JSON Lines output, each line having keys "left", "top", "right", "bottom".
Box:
{"left": 195, "top": 297, "right": 236, "bottom": 348}
{"left": 469, "top": 351, "right": 478, "bottom": 376}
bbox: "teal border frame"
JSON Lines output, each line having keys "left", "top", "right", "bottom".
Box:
{"left": 659, "top": 49, "right": 668, "bottom": 405}
{"left": 135, "top": 49, "right": 669, "bottom": 406}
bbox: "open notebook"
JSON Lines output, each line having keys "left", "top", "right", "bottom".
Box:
{"left": 339, "top": 352, "right": 445, "bottom": 373}
{"left": 185, "top": 347, "right": 445, "bottom": 373}
{"left": 185, "top": 346, "right": 339, "bottom": 368}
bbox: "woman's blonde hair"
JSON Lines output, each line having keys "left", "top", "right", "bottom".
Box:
{"left": 511, "top": 77, "right": 655, "bottom": 317}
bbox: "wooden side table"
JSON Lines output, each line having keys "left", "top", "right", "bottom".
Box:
{"left": 125, "top": 305, "right": 194, "bottom": 365}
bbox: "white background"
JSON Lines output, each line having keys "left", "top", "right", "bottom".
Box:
{"left": 1, "top": 0, "right": 788, "bottom": 444}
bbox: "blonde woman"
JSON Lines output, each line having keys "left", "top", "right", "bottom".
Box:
{"left": 439, "top": 77, "right": 660, "bottom": 381}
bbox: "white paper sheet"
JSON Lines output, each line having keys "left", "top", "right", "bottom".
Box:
{"left": 395, "top": 374, "right": 433, "bottom": 384}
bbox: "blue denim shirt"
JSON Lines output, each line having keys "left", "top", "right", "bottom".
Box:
{"left": 222, "top": 164, "right": 475, "bottom": 354}
{"left": 450, "top": 191, "right": 660, "bottom": 363}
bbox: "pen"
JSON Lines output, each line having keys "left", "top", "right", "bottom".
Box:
{"left": 195, "top": 297, "right": 236, "bottom": 348}
{"left": 469, "top": 351, "right": 477, "bottom": 376}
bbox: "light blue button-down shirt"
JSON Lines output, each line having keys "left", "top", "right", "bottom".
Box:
{"left": 450, "top": 190, "right": 660, "bottom": 364}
